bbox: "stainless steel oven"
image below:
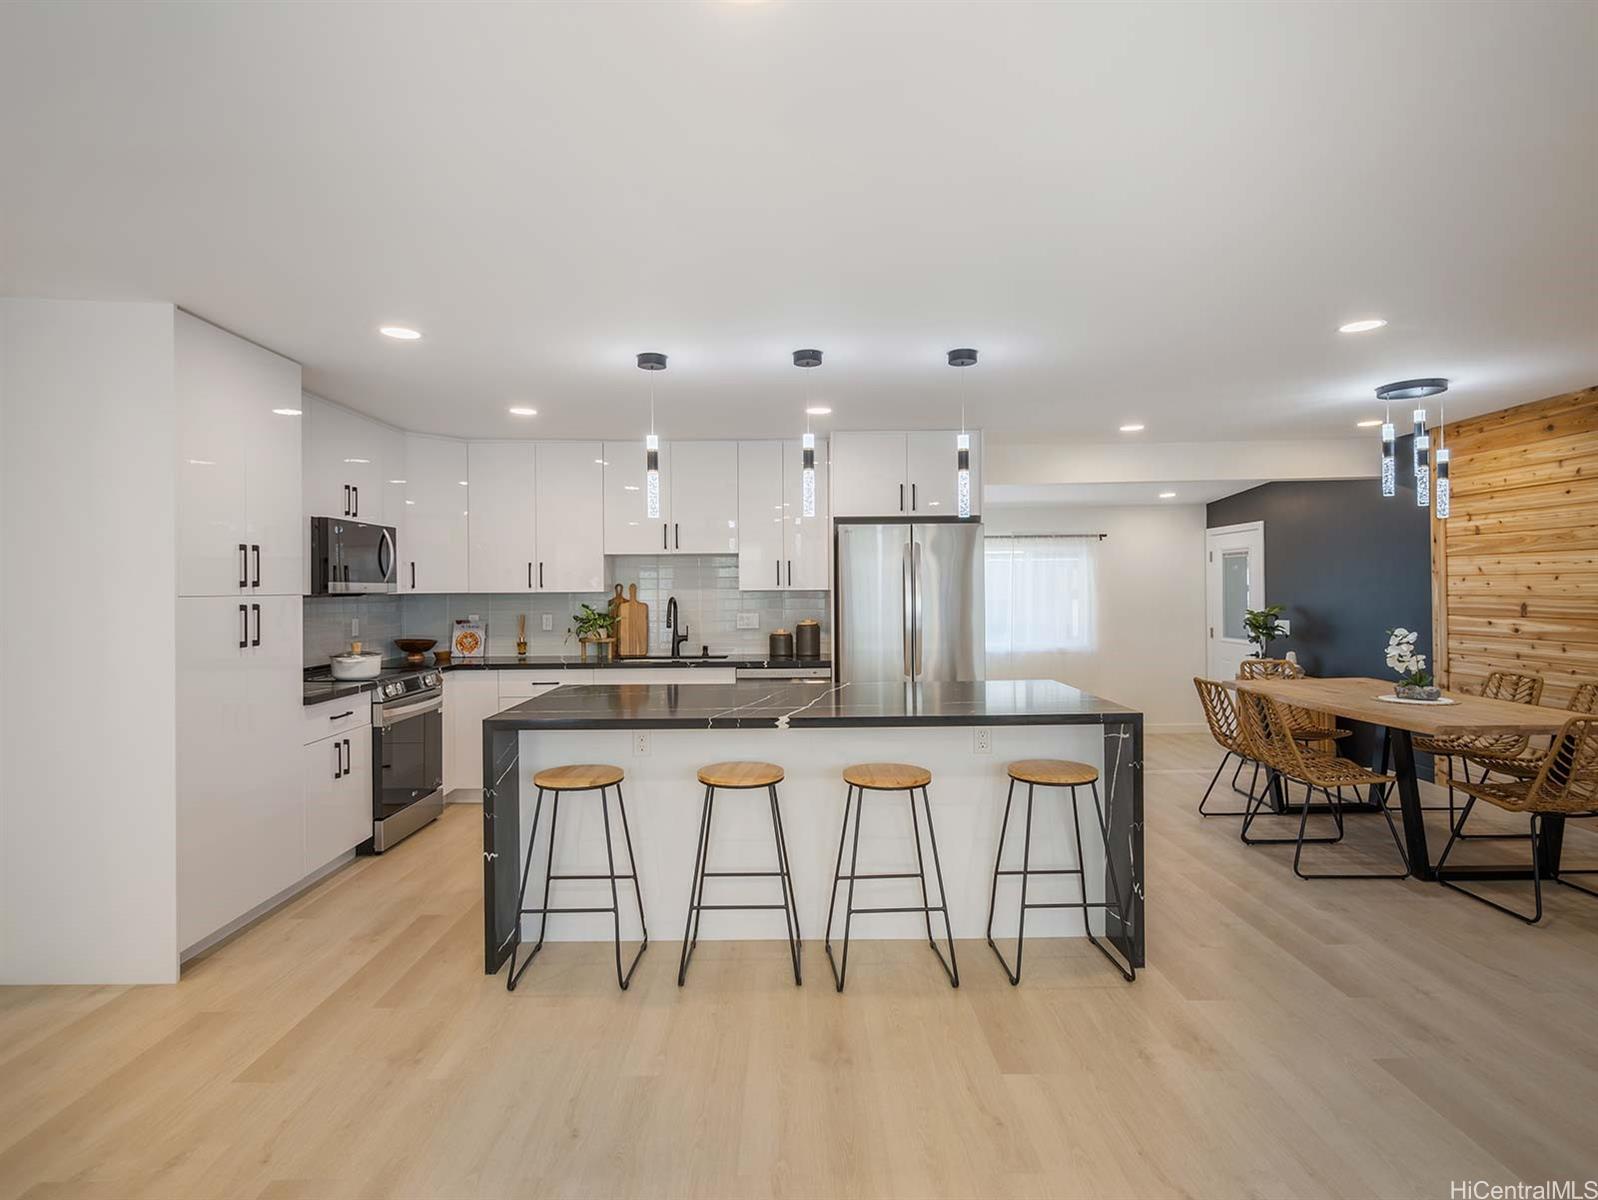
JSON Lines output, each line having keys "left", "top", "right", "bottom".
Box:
{"left": 309, "top": 516, "right": 398, "bottom": 595}
{"left": 370, "top": 671, "right": 444, "bottom": 851}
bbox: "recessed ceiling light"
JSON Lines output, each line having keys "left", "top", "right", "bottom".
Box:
{"left": 1356, "top": 419, "right": 1383, "bottom": 428}
{"left": 1338, "top": 318, "right": 1387, "bottom": 334}
{"left": 594, "top": 458, "right": 609, "bottom": 466}
{"left": 806, "top": 406, "right": 832, "bottom": 416}
{"left": 624, "top": 485, "right": 640, "bottom": 491}
{"left": 1119, "top": 423, "right": 1145, "bottom": 433}
{"left": 379, "top": 325, "right": 422, "bottom": 340}
{"left": 404, "top": 499, "right": 416, "bottom": 505}
{"left": 343, "top": 458, "right": 370, "bottom": 464}
{"left": 388, "top": 479, "right": 408, "bottom": 484}
{"left": 1158, "top": 491, "right": 1177, "bottom": 499}
{"left": 459, "top": 480, "right": 468, "bottom": 486}
{"left": 271, "top": 407, "right": 302, "bottom": 416}
{"left": 508, "top": 406, "right": 538, "bottom": 417}
{"left": 185, "top": 458, "right": 215, "bottom": 466}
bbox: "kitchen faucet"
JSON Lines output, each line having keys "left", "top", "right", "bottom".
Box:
{"left": 666, "top": 596, "right": 689, "bottom": 658}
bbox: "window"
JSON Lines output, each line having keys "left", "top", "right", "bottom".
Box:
{"left": 984, "top": 536, "right": 1098, "bottom": 669}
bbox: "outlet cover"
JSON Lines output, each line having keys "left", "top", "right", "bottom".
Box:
{"left": 541, "top": 613, "right": 553, "bottom": 631}
{"left": 633, "top": 731, "right": 650, "bottom": 756}
{"left": 974, "top": 727, "right": 992, "bottom": 754}
{"left": 736, "top": 612, "right": 760, "bottom": 630}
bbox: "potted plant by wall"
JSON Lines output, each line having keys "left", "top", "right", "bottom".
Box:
{"left": 1385, "top": 628, "right": 1440, "bottom": 700}
{"left": 1243, "top": 604, "right": 1287, "bottom": 658}
{"left": 567, "top": 603, "right": 618, "bottom": 662}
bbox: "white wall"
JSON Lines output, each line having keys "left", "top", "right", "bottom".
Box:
{"left": 1, "top": 299, "right": 179, "bottom": 983}
{"left": 984, "top": 503, "right": 1206, "bottom": 730}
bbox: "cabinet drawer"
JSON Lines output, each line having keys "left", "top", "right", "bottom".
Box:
{"left": 303, "top": 696, "right": 372, "bottom": 744}
{"left": 498, "top": 671, "right": 588, "bottom": 701}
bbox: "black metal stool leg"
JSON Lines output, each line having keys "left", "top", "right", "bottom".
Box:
{"left": 917, "top": 786, "right": 960, "bottom": 988}
{"left": 826, "top": 784, "right": 866, "bottom": 992}
{"left": 906, "top": 788, "right": 936, "bottom": 948}
{"left": 613, "top": 783, "right": 649, "bottom": 945}
{"left": 678, "top": 783, "right": 714, "bottom": 986}
{"left": 598, "top": 783, "right": 648, "bottom": 990}
{"left": 986, "top": 780, "right": 1034, "bottom": 985}
{"left": 770, "top": 783, "right": 802, "bottom": 953}
{"left": 985, "top": 778, "right": 1017, "bottom": 975}
{"left": 767, "top": 783, "right": 802, "bottom": 985}
{"left": 506, "top": 788, "right": 546, "bottom": 992}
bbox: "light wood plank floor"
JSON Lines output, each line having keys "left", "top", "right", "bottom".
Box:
{"left": 4, "top": 733, "right": 1597, "bottom": 1199}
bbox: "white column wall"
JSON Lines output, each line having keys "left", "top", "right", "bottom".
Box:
{"left": 516, "top": 724, "right": 1116, "bottom": 944}
{"left": 0, "top": 299, "right": 179, "bottom": 983}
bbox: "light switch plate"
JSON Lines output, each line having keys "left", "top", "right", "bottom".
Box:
{"left": 736, "top": 612, "right": 759, "bottom": 630}
{"left": 541, "top": 613, "right": 553, "bottom": 631}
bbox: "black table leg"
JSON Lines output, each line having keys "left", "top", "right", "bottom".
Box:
{"left": 1391, "top": 728, "right": 1433, "bottom": 881}
{"left": 1538, "top": 814, "right": 1566, "bottom": 878}
{"left": 482, "top": 722, "right": 523, "bottom": 974}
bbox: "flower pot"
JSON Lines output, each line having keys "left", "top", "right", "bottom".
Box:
{"left": 1395, "top": 684, "right": 1441, "bottom": 701}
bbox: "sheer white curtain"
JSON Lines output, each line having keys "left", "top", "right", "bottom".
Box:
{"left": 984, "top": 535, "right": 1098, "bottom": 678}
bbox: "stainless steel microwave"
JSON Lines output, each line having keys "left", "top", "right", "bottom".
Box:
{"left": 308, "top": 517, "right": 398, "bottom": 595}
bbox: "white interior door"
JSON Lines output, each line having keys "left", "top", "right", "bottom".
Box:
{"left": 1206, "top": 521, "right": 1264, "bottom": 680}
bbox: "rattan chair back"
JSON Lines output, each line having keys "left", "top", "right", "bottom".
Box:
{"left": 1237, "top": 658, "right": 1305, "bottom": 681}
{"left": 1194, "top": 678, "right": 1246, "bottom": 756}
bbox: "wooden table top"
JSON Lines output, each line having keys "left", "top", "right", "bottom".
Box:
{"left": 1232, "top": 676, "right": 1574, "bottom": 736}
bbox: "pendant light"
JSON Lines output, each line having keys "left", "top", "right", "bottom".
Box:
{"left": 793, "top": 349, "right": 822, "bottom": 518}
{"left": 1376, "top": 379, "right": 1448, "bottom": 509}
{"left": 1413, "top": 409, "right": 1430, "bottom": 507}
{"left": 1379, "top": 392, "right": 1396, "bottom": 498}
{"left": 1435, "top": 394, "right": 1450, "bottom": 520}
{"left": 947, "top": 348, "right": 977, "bottom": 518}
{"left": 637, "top": 352, "right": 666, "bottom": 518}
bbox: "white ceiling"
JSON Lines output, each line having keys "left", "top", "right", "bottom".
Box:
{"left": 986, "top": 480, "right": 1265, "bottom": 508}
{"left": 2, "top": 2, "right": 1595, "bottom": 443}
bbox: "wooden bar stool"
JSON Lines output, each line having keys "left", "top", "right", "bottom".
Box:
{"left": 985, "top": 759, "right": 1135, "bottom": 984}
{"left": 506, "top": 763, "right": 648, "bottom": 993}
{"left": 678, "top": 761, "right": 802, "bottom": 986}
{"left": 824, "top": 762, "right": 958, "bottom": 992}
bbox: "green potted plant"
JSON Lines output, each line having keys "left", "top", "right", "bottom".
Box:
{"left": 1243, "top": 604, "right": 1287, "bottom": 658}
{"left": 567, "top": 602, "right": 619, "bottom": 662}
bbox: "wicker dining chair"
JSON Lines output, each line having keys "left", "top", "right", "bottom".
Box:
{"left": 1436, "top": 715, "right": 1598, "bottom": 924}
{"left": 1234, "top": 690, "right": 1408, "bottom": 880}
{"left": 1193, "top": 678, "right": 1261, "bottom": 817}
{"left": 1464, "top": 681, "right": 1598, "bottom": 781}
{"left": 1236, "top": 658, "right": 1353, "bottom": 748}
{"left": 1417, "top": 670, "right": 1545, "bottom": 833}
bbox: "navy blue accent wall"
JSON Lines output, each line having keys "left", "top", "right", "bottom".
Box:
{"left": 1206, "top": 440, "right": 1433, "bottom": 775}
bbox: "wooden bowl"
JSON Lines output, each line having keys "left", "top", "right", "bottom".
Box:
{"left": 395, "top": 637, "right": 438, "bottom": 666}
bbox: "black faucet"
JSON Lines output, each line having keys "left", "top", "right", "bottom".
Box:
{"left": 666, "top": 596, "right": 689, "bottom": 659}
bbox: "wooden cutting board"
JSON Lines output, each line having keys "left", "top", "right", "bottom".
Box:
{"left": 611, "top": 584, "right": 649, "bottom": 658}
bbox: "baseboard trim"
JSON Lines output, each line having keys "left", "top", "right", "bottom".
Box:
{"left": 180, "top": 849, "right": 356, "bottom": 967}
{"left": 446, "top": 787, "right": 484, "bottom": 805}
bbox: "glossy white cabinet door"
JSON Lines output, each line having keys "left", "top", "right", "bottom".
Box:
{"left": 535, "top": 441, "right": 605, "bottom": 592}
{"left": 400, "top": 434, "right": 469, "bottom": 593}
{"left": 829, "top": 431, "right": 908, "bottom": 517}
{"left": 737, "top": 441, "right": 785, "bottom": 591}
{"left": 241, "top": 351, "right": 303, "bottom": 596}
{"left": 784, "top": 436, "right": 831, "bottom": 590}
{"left": 303, "top": 396, "right": 385, "bottom": 523}
{"left": 305, "top": 731, "right": 372, "bottom": 869}
{"left": 906, "top": 430, "right": 981, "bottom": 516}
{"left": 467, "top": 441, "right": 536, "bottom": 592}
{"left": 603, "top": 439, "right": 671, "bottom": 555}
{"left": 671, "top": 440, "right": 739, "bottom": 553}
{"left": 444, "top": 670, "right": 501, "bottom": 791}
{"left": 175, "top": 315, "right": 249, "bottom": 596}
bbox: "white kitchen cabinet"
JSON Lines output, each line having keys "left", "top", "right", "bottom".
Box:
{"left": 177, "top": 594, "right": 304, "bottom": 950}
{"left": 468, "top": 441, "right": 536, "bottom": 592}
{"left": 669, "top": 441, "right": 739, "bottom": 554}
{"left": 603, "top": 439, "right": 671, "bottom": 555}
{"left": 535, "top": 441, "right": 605, "bottom": 592}
{"left": 304, "top": 729, "right": 373, "bottom": 869}
{"left": 175, "top": 311, "right": 302, "bottom": 597}
{"left": 907, "top": 429, "right": 981, "bottom": 516}
{"left": 785, "top": 437, "right": 830, "bottom": 589}
{"left": 444, "top": 670, "right": 502, "bottom": 792}
{"left": 738, "top": 439, "right": 830, "bottom": 591}
{"left": 302, "top": 394, "right": 394, "bottom": 524}
{"left": 397, "top": 434, "right": 469, "bottom": 593}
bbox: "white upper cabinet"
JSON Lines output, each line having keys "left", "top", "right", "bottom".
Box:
{"left": 906, "top": 430, "right": 981, "bottom": 516}
{"left": 738, "top": 439, "right": 830, "bottom": 590}
{"left": 603, "top": 439, "right": 671, "bottom": 555}
{"left": 830, "top": 430, "right": 981, "bottom": 518}
{"left": 175, "top": 311, "right": 302, "bottom": 597}
{"left": 302, "top": 395, "right": 394, "bottom": 525}
{"left": 397, "top": 434, "right": 469, "bottom": 594}
{"left": 535, "top": 441, "right": 605, "bottom": 592}
{"left": 467, "top": 441, "right": 536, "bottom": 592}
{"left": 670, "top": 441, "right": 739, "bottom": 554}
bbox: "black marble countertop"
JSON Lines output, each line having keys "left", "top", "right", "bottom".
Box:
{"left": 484, "top": 679, "right": 1140, "bottom": 730}
{"left": 302, "top": 655, "right": 830, "bottom": 706}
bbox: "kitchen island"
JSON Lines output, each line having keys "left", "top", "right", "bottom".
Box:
{"left": 482, "top": 679, "right": 1143, "bottom": 977}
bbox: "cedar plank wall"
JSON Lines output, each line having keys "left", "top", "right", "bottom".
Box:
{"left": 1433, "top": 385, "right": 1598, "bottom": 707}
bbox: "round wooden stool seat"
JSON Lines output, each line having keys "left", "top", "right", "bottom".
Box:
{"left": 697, "top": 760, "right": 784, "bottom": 788}
{"left": 1007, "top": 758, "right": 1099, "bottom": 786}
{"left": 843, "top": 762, "right": 932, "bottom": 790}
{"left": 533, "top": 763, "right": 625, "bottom": 791}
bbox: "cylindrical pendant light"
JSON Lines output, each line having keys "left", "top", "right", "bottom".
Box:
{"left": 793, "top": 349, "right": 822, "bottom": 518}
{"left": 1414, "top": 409, "right": 1431, "bottom": 508}
{"left": 947, "top": 348, "right": 978, "bottom": 518}
{"left": 1434, "top": 393, "right": 1450, "bottom": 520}
{"left": 637, "top": 352, "right": 666, "bottom": 518}
{"left": 1376, "top": 379, "right": 1448, "bottom": 508}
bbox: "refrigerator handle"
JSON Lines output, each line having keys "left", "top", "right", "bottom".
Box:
{"left": 902, "top": 540, "right": 914, "bottom": 680}
{"left": 911, "top": 538, "right": 923, "bottom": 677}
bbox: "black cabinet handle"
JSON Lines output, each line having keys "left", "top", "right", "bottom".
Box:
{"left": 251, "top": 544, "right": 261, "bottom": 589}
{"left": 343, "top": 485, "right": 350, "bottom": 517}
{"left": 776, "top": 561, "right": 781, "bottom": 587}
{"left": 352, "top": 486, "right": 359, "bottom": 518}
{"left": 899, "top": 483, "right": 905, "bottom": 512}
{"left": 333, "top": 741, "right": 342, "bottom": 779}
{"left": 410, "top": 561, "right": 416, "bottom": 590}
{"left": 663, "top": 524, "right": 669, "bottom": 550}
{"left": 250, "top": 603, "right": 261, "bottom": 647}
{"left": 527, "top": 562, "right": 532, "bottom": 589}
{"left": 238, "top": 544, "right": 248, "bottom": 588}
{"left": 911, "top": 482, "right": 917, "bottom": 511}
{"left": 538, "top": 561, "right": 544, "bottom": 588}
{"left": 342, "top": 738, "right": 351, "bottom": 775}
{"left": 238, "top": 604, "right": 248, "bottom": 649}
{"left": 331, "top": 710, "right": 354, "bottom": 721}
{"left": 787, "top": 559, "right": 792, "bottom": 586}
{"left": 674, "top": 522, "right": 680, "bottom": 549}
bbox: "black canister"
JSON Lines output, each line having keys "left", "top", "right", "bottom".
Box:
{"left": 794, "top": 619, "right": 821, "bottom": 660}
{"left": 769, "top": 629, "right": 794, "bottom": 659}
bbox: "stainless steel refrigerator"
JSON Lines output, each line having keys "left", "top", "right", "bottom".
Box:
{"left": 834, "top": 519, "right": 985, "bottom": 684}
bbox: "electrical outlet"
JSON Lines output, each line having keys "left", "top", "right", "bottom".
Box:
{"left": 736, "top": 612, "right": 759, "bottom": 630}
{"left": 541, "top": 613, "right": 553, "bottom": 632}
{"left": 633, "top": 731, "right": 650, "bottom": 756}
{"left": 974, "top": 727, "right": 992, "bottom": 755}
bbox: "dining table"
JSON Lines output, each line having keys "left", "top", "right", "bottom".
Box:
{"left": 1232, "top": 675, "right": 1577, "bottom": 881}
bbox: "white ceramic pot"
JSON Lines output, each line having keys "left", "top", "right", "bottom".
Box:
{"left": 330, "top": 652, "right": 383, "bottom": 680}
